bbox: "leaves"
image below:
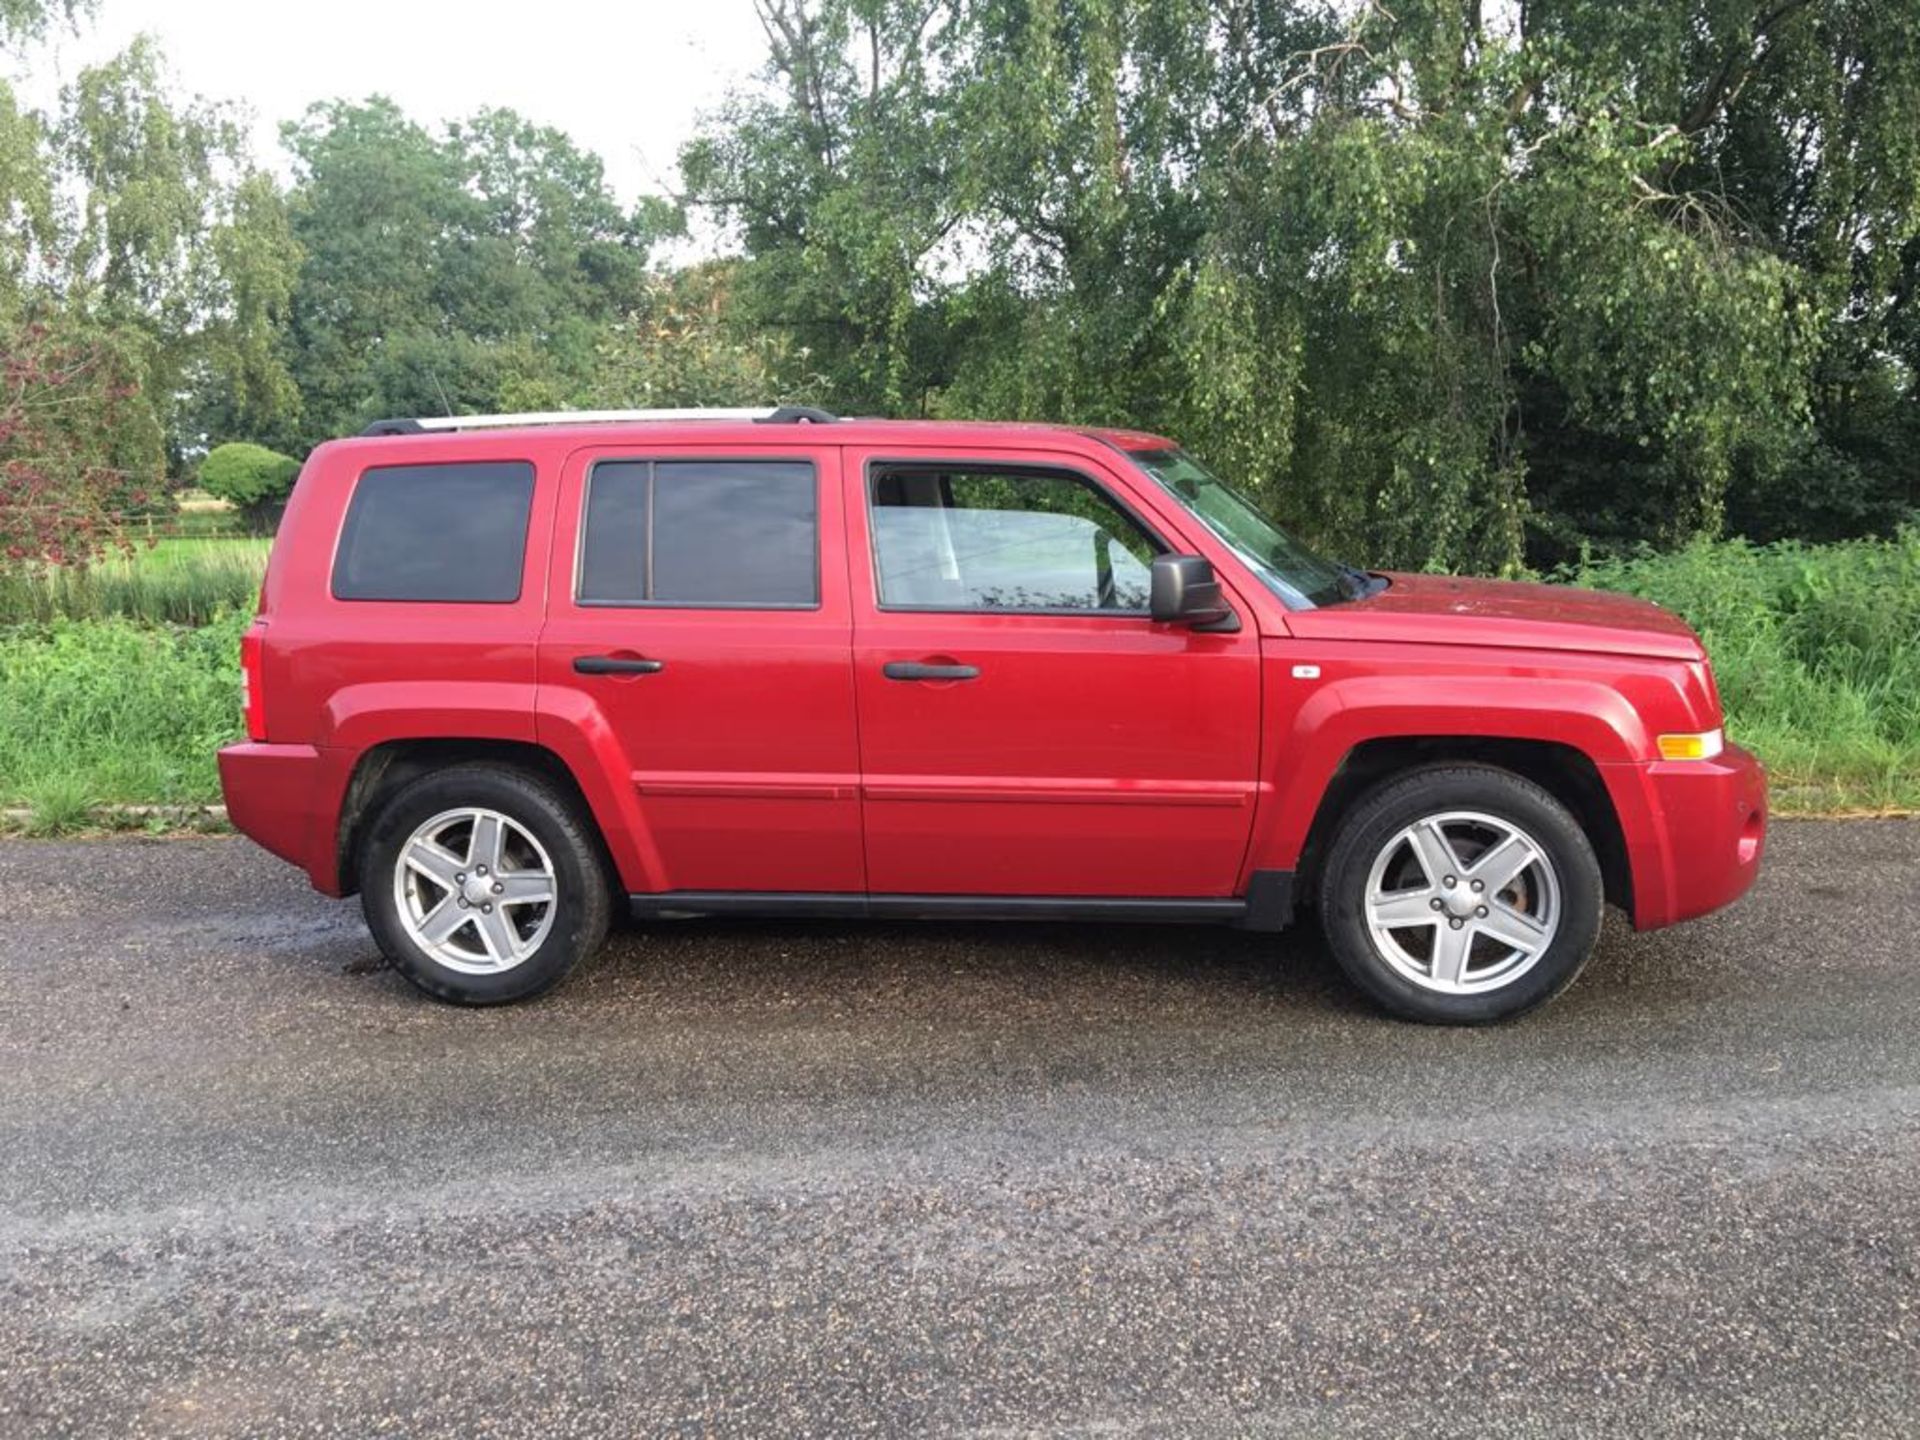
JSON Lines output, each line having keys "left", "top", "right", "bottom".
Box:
{"left": 687, "top": 0, "right": 1920, "bottom": 569}
{"left": 277, "top": 98, "right": 662, "bottom": 444}
{"left": 196, "top": 442, "right": 298, "bottom": 512}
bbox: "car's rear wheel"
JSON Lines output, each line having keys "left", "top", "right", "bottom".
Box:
{"left": 1316, "top": 765, "right": 1603, "bottom": 1024}
{"left": 359, "top": 764, "right": 611, "bottom": 1004}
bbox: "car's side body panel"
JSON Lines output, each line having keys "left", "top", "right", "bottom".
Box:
{"left": 839, "top": 440, "right": 1266, "bottom": 897}
{"left": 534, "top": 440, "right": 863, "bottom": 894}
{"left": 1238, "top": 640, "right": 1751, "bottom": 927}
{"left": 252, "top": 431, "right": 558, "bottom": 752}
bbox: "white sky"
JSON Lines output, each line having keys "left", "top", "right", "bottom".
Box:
{"left": 9, "top": 0, "right": 771, "bottom": 228}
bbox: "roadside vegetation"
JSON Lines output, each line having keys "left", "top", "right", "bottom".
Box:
{"left": 0, "top": 539, "right": 269, "bottom": 626}
{"left": 1, "top": 533, "right": 1912, "bottom": 834}
{"left": 0, "top": 609, "right": 249, "bottom": 824}
{"left": 1569, "top": 532, "right": 1920, "bottom": 814}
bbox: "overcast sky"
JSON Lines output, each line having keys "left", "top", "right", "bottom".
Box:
{"left": 11, "top": 0, "right": 771, "bottom": 220}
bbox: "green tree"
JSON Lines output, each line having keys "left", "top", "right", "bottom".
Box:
{"left": 581, "top": 259, "right": 817, "bottom": 408}
{"left": 688, "top": 0, "right": 1920, "bottom": 571}
{"left": 679, "top": 0, "right": 970, "bottom": 412}
{"left": 0, "top": 0, "right": 87, "bottom": 48}
{"left": 2, "top": 23, "right": 303, "bottom": 561}
{"left": 280, "top": 99, "right": 667, "bottom": 443}
{"left": 0, "top": 1, "right": 78, "bottom": 309}
{"left": 53, "top": 38, "right": 302, "bottom": 465}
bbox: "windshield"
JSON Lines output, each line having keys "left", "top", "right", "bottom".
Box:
{"left": 1132, "top": 449, "right": 1361, "bottom": 608}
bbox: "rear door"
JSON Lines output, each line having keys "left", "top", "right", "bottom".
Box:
{"left": 845, "top": 445, "right": 1263, "bottom": 898}
{"left": 539, "top": 442, "right": 862, "bottom": 894}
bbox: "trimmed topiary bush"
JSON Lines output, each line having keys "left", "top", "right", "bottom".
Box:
{"left": 197, "top": 443, "right": 301, "bottom": 528}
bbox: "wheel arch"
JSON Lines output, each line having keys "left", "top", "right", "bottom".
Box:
{"left": 1292, "top": 737, "right": 1634, "bottom": 919}
{"left": 335, "top": 738, "right": 617, "bottom": 899}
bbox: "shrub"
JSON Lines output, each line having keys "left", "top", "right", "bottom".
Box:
{"left": 0, "top": 611, "right": 250, "bottom": 807}
{"left": 197, "top": 442, "right": 301, "bottom": 521}
{"left": 1568, "top": 530, "right": 1920, "bottom": 812}
{"left": 0, "top": 316, "right": 166, "bottom": 570}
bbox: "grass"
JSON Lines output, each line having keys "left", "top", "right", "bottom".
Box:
{"left": 0, "top": 532, "right": 1912, "bottom": 828}
{"left": 14, "top": 773, "right": 98, "bottom": 837}
{"left": 1569, "top": 529, "right": 1920, "bottom": 814}
{"left": 0, "top": 610, "right": 251, "bottom": 818}
{"left": 0, "top": 538, "right": 270, "bottom": 626}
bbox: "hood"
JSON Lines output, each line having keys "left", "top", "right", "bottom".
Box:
{"left": 1285, "top": 572, "right": 1705, "bottom": 661}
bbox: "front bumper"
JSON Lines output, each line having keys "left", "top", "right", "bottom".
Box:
{"left": 1611, "top": 741, "right": 1767, "bottom": 930}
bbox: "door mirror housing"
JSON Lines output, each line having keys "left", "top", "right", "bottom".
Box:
{"left": 1150, "top": 554, "right": 1232, "bottom": 628}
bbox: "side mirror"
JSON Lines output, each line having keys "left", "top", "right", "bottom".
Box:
{"left": 1150, "top": 554, "right": 1231, "bottom": 627}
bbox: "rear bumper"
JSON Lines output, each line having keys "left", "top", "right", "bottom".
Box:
{"left": 1611, "top": 742, "right": 1768, "bottom": 930}
{"left": 218, "top": 742, "right": 346, "bottom": 896}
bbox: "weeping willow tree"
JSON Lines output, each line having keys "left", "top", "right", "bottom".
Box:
{"left": 687, "top": 0, "right": 1920, "bottom": 571}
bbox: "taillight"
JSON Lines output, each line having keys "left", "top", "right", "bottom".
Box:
{"left": 240, "top": 624, "right": 267, "bottom": 742}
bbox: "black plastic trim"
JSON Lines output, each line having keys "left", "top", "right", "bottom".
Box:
{"left": 758, "top": 405, "right": 838, "bottom": 424}
{"left": 360, "top": 418, "right": 428, "bottom": 436}
{"left": 574, "top": 655, "right": 664, "bottom": 676}
{"left": 882, "top": 661, "right": 981, "bottom": 682}
{"left": 1240, "top": 870, "right": 1296, "bottom": 932}
{"left": 627, "top": 892, "right": 1259, "bottom": 924}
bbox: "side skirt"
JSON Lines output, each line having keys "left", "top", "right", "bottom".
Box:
{"left": 627, "top": 871, "right": 1295, "bottom": 932}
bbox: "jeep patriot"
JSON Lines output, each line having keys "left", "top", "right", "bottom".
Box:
{"left": 217, "top": 406, "right": 1767, "bottom": 1021}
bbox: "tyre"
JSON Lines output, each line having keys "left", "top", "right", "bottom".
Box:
{"left": 1315, "top": 765, "right": 1603, "bottom": 1024}
{"left": 359, "top": 764, "right": 612, "bottom": 1004}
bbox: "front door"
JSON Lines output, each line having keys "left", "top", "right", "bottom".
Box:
{"left": 539, "top": 442, "right": 863, "bottom": 894}
{"left": 845, "top": 447, "right": 1263, "bottom": 898}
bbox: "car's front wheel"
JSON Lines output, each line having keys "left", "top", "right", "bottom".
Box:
{"left": 1316, "top": 765, "right": 1604, "bottom": 1024}
{"left": 359, "top": 764, "right": 612, "bottom": 1004}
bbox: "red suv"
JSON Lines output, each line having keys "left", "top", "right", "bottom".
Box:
{"left": 218, "top": 407, "right": 1766, "bottom": 1022}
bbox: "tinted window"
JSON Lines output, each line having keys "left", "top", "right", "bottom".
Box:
{"left": 869, "top": 466, "right": 1160, "bottom": 612}
{"left": 333, "top": 461, "right": 534, "bottom": 603}
{"left": 578, "top": 460, "right": 817, "bottom": 607}
{"left": 577, "top": 462, "right": 649, "bottom": 604}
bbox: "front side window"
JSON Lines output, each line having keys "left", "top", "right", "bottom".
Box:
{"left": 869, "top": 465, "right": 1161, "bottom": 613}
{"left": 333, "top": 461, "right": 535, "bottom": 603}
{"left": 578, "top": 459, "right": 818, "bottom": 607}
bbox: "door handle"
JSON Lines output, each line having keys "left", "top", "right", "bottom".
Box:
{"left": 574, "top": 655, "right": 664, "bottom": 675}
{"left": 883, "top": 661, "right": 980, "bottom": 682}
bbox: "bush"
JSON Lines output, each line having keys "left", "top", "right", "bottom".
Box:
{"left": 1568, "top": 530, "right": 1920, "bottom": 812}
{"left": 197, "top": 443, "right": 301, "bottom": 519}
{"left": 0, "top": 612, "right": 250, "bottom": 808}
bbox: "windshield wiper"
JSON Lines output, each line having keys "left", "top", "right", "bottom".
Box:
{"left": 1334, "top": 562, "right": 1380, "bottom": 602}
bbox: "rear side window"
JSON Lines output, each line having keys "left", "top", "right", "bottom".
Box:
{"left": 332, "top": 461, "right": 535, "bottom": 603}
{"left": 577, "top": 459, "right": 817, "bottom": 607}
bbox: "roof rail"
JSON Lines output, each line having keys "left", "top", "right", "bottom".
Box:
{"left": 360, "top": 405, "right": 837, "bottom": 437}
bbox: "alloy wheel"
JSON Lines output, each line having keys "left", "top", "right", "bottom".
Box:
{"left": 1362, "top": 809, "right": 1562, "bottom": 995}
{"left": 392, "top": 807, "right": 559, "bottom": 974}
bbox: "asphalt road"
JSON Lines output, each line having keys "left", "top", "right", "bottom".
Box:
{"left": 1, "top": 822, "right": 1916, "bottom": 1438}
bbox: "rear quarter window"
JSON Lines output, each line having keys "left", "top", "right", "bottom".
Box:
{"left": 332, "top": 461, "right": 536, "bottom": 603}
